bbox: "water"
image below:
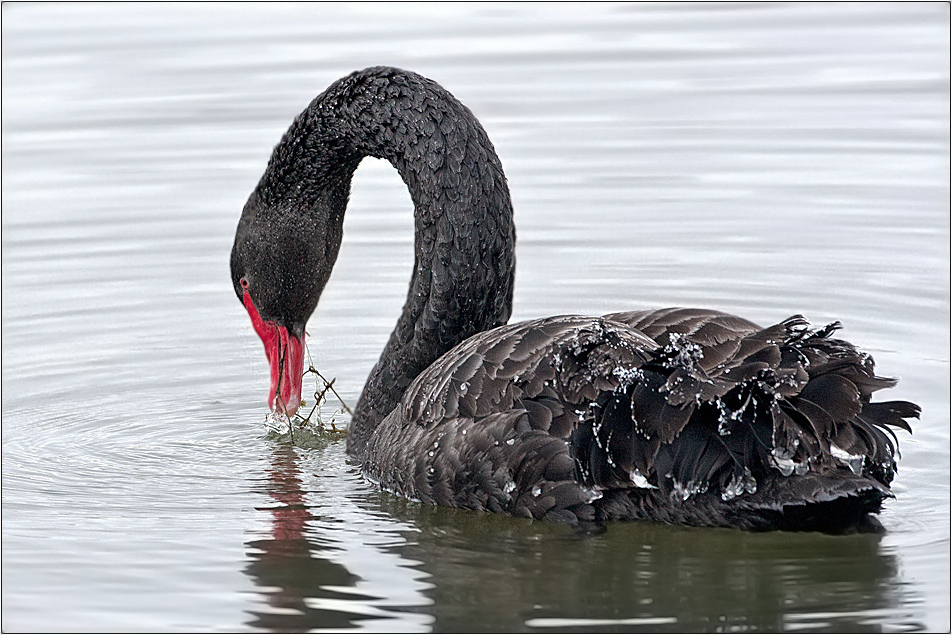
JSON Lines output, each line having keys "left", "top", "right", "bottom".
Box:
{"left": 2, "top": 3, "right": 949, "bottom": 631}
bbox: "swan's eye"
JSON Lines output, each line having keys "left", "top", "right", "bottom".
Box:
{"left": 240, "top": 277, "right": 250, "bottom": 290}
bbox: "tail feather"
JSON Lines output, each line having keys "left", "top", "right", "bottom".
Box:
{"left": 571, "top": 310, "right": 919, "bottom": 530}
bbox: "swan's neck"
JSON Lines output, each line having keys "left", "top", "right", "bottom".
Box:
{"left": 260, "top": 68, "right": 515, "bottom": 459}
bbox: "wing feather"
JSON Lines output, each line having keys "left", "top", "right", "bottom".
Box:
{"left": 361, "top": 309, "right": 917, "bottom": 529}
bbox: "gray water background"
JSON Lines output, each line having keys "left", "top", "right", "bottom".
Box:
{"left": 2, "top": 3, "right": 949, "bottom": 632}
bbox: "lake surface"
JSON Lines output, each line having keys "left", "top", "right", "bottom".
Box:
{"left": 2, "top": 3, "right": 949, "bottom": 632}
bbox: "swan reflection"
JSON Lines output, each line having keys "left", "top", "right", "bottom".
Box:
{"left": 244, "top": 439, "right": 434, "bottom": 632}
{"left": 244, "top": 435, "right": 924, "bottom": 632}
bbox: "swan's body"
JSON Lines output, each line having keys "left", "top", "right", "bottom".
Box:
{"left": 232, "top": 67, "right": 917, "bottom": 531}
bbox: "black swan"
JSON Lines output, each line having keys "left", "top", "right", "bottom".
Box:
{"left": 231, "top": 66, "right": 918, "bottom": 531}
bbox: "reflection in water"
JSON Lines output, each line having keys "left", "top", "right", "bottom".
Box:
{"left": 245, "top": 444, "right": 357, "bottom": 631}
{"left": 244, "top": 438, "right": 434, "bottom": 632}
{"left": 380, "top": 500, "right": 925, "bottom": 633}
{"left": 245, "top": 436, "right": 926, "bottom": 633}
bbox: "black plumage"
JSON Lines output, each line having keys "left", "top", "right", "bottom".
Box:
{"left": 231, "top": 67, "right": 918, "bottom": 531}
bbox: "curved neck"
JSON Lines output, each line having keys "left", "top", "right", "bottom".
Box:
{"left": 260, "top": 67, "right": 515, "bottom": 459}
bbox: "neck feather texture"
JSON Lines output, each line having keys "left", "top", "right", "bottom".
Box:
{"left": 259, "top": 67, "right": 515, "bottom": 459}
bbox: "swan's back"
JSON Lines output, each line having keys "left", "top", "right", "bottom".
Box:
{"left": 360, "top": 308, "right": 917, "bottom": 530}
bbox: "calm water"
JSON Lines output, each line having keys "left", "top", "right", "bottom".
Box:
{"left": 2, "top": 3, "right": 949, "bottom": 632}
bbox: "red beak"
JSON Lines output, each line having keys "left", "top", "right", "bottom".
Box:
{"left": 242, "top": 290, "right": 304, "bottom": 417}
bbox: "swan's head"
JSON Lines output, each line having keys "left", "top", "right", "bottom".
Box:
{"left": 231, "top": 189, "right": 346, "bottom": 418}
